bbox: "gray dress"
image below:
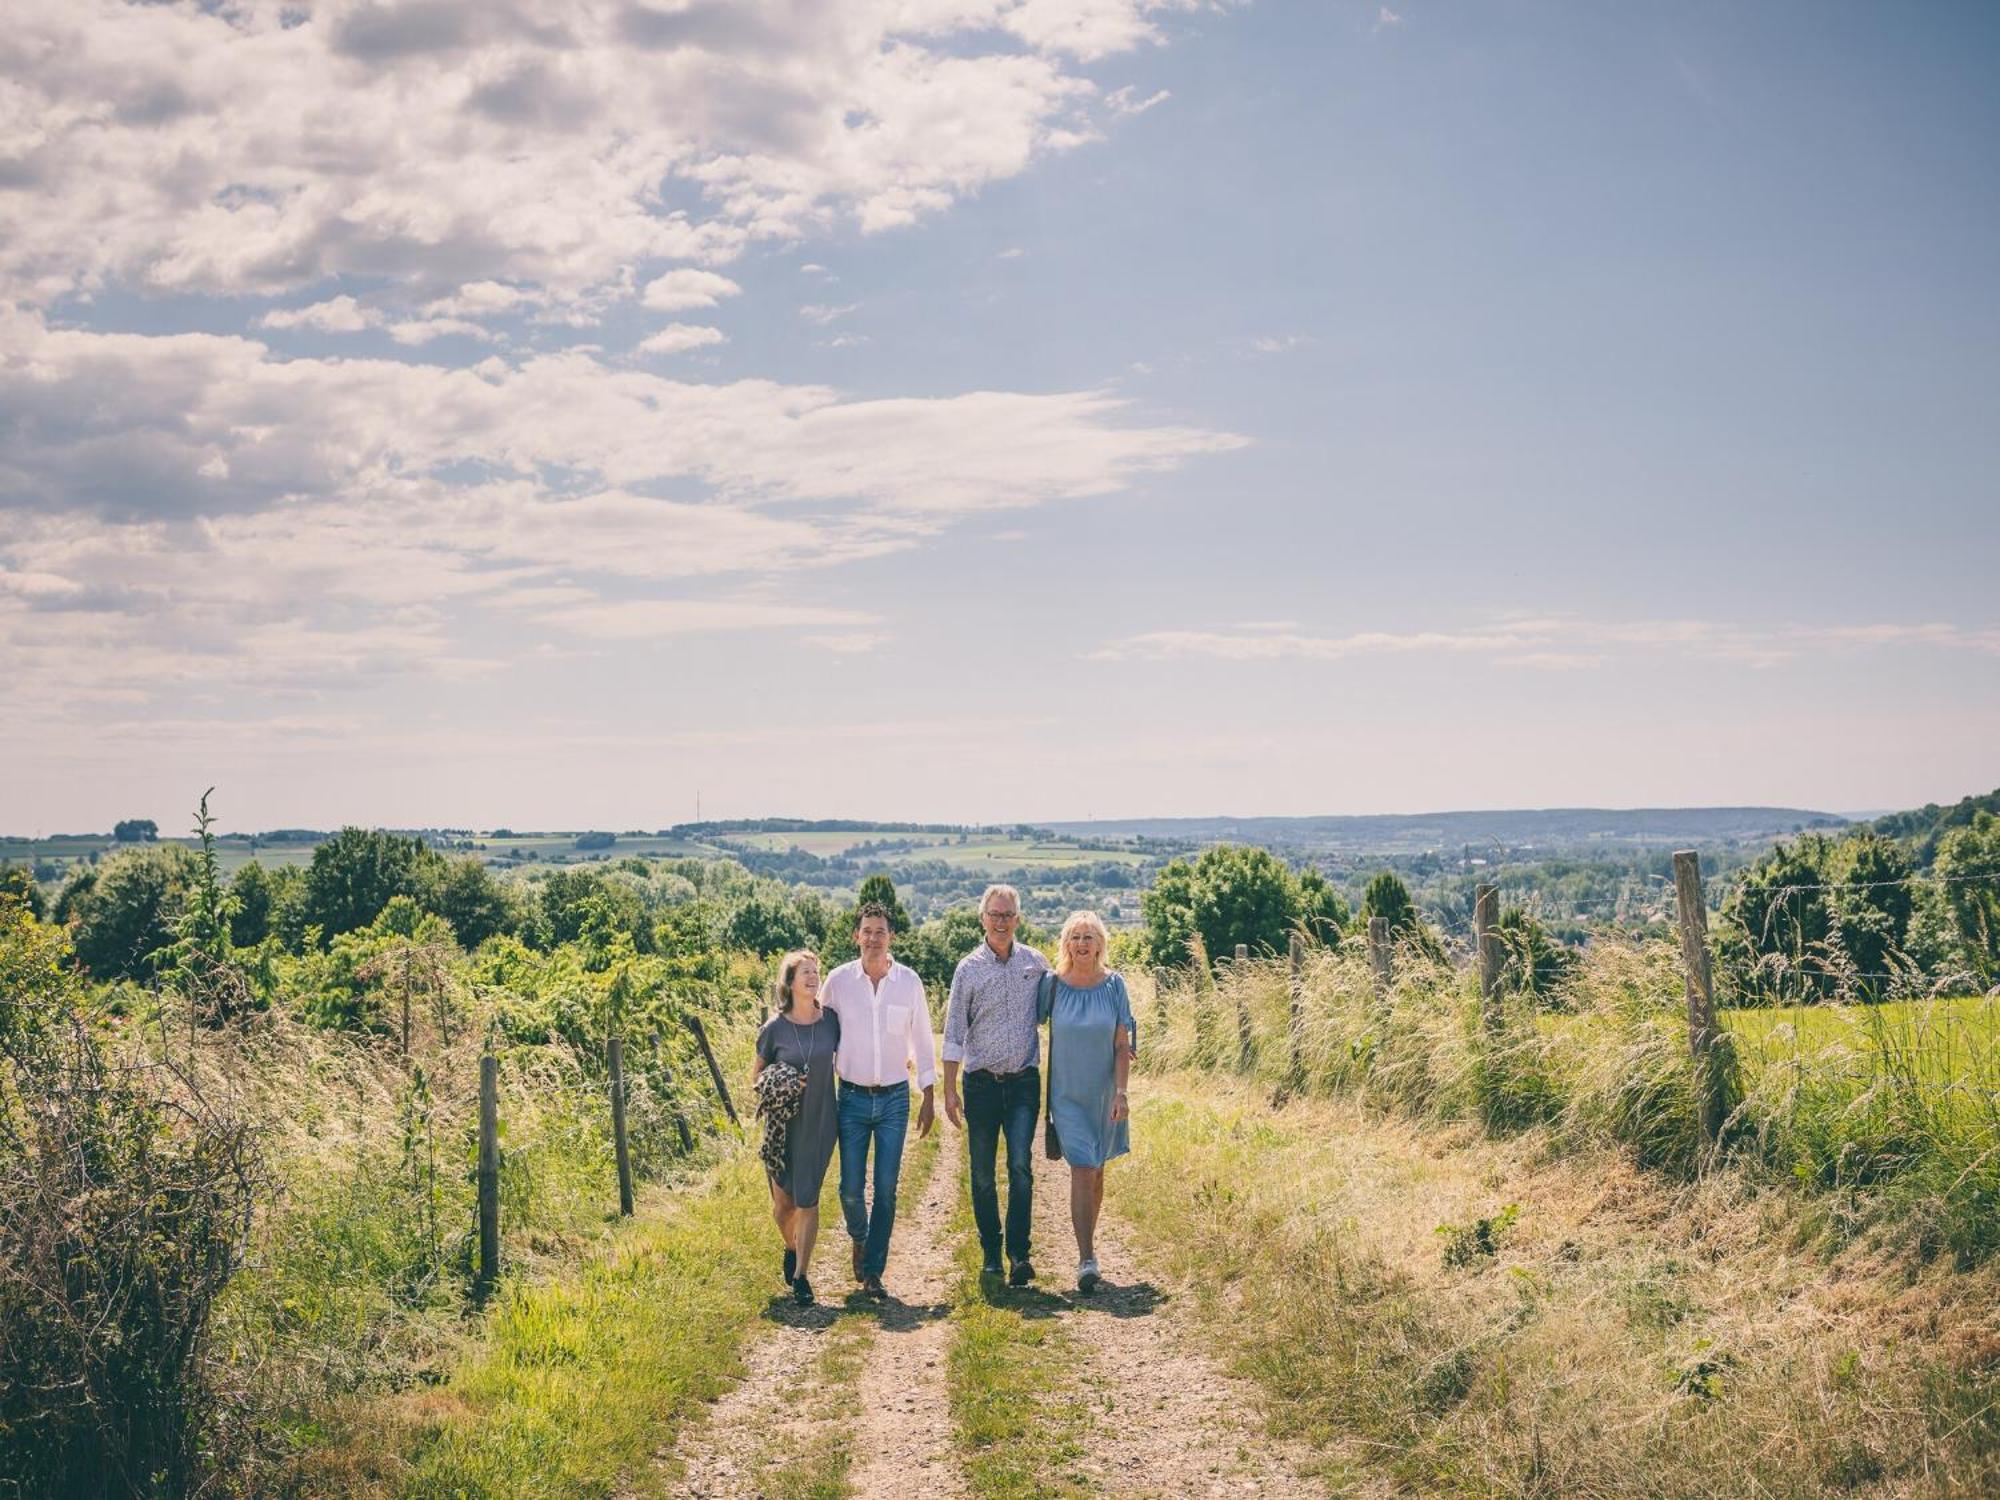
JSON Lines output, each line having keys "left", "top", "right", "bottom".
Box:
{"left": 756, "top": 1009, "right": 841, "bottom": 1208}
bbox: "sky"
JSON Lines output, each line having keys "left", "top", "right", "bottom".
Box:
{"left": 3, "top": 0, "right": 1997, "bottom": 834}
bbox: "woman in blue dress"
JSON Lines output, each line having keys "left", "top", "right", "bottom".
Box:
{"left": 1039, "top": 910, "right": 1134, "bottom": 1294}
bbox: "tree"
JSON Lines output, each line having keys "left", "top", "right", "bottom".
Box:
{"left": 300, "top": 828, "right": 445, "bottom": 944}
{"left": 1726, "top": 836, "right": 1839, "bottom": 1003}
{"left": 228, "top": 861, "right": 278, "bottom": 947}
{"left": 1831, "top": 834, "right": 1914, "bottom": 994}
{"left": 421, "top": 856, "right": 515, "bottom": 949}
{"left": 57, "top": 845, "right": 198, "bottom": 981}
{"left": 0, "top": 866, "right": 42, "bottom": 920}
{"left": 1295, "top": 868, "right": 1350, "bottom": 946}
{"left": 1189, "top": 845, "right": 1298, "bottom": 959}
{"left": 112, "top": 818, "right": 158, "bottom": 843}
{"left": 722, "top": 889, "right": 819, "bottom": 956}
{"left": 1936, "top": 814, "right": 2000, "bottom": 984}
{"left": 1140, "top": 857, "right": 1201, "bottom": 967}
{"left": 855, "top": 873, "right": 910, "bottom": 933}
{"left": 533, "top": 869, "right": 652, "bottom": 953}
{"left": 1141, "top": 845, "right": 1301, "bottom": 968}
{"left": 1358, "top": 871, "right": 1418, "bottom": 935}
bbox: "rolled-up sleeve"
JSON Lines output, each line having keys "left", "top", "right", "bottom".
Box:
{"left": 907, "top": 971, "right": 939, "bottom": 1087}
{"left": 942, "top": 960, "right": 970, "bottom": 1065}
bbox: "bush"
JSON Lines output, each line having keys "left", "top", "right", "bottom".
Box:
{"left": 54, "top": 843, "right": 198, "bottom": 981}
{"left": 0, "top": 906, "right": 261, "bottom": 1497}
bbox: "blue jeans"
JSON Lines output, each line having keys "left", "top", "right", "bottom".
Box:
{"left": 964, "top": 1066, "right": 1039, "bottom": 1264}
{"left": 837, "top": 1083, "right": 910, "bottom": 1278}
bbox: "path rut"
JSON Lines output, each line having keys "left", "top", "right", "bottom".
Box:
{"left": 664, "top": 1129, "right": 961, "bottom": 1499}
{"left": 1017, "top": 1135, "right": 1342, "bottom": 1497}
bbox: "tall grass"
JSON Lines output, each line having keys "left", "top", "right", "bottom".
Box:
{"left": 1145, "top": 936, "right": 2000, "bottom": 1263}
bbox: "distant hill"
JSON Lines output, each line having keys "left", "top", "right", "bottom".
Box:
{"left": 1040, "top": 807, "right": 1847, "bottom": 854}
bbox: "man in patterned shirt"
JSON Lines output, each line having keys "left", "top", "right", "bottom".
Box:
{"left": 941, "top": 884, "right": 1048, "bottom": 1285}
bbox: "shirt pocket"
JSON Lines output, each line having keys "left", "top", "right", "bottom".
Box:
{"left": 883, "top": 1003, "right": 911, "bottom": 1039}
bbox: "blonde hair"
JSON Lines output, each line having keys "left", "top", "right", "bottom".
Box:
{"left": 1053, "top": 910, "right": 1111, "bottom": 979}
{"left": 773, "top": 948, "right": 820, "bottom": 1015}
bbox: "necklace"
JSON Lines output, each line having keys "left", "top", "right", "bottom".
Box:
{"left": 785, "top": 1008, "right": 822, "bottom": 1075}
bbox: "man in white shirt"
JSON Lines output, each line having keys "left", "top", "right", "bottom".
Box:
{"left": 820, "top": 901, "right": 938, "bottom": 1299}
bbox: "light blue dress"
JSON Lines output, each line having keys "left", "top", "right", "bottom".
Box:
{"left": 1040, "top": 972, "right": 1136, "bottom": 1169}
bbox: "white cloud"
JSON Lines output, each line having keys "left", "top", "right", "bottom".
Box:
{"left": 641, "top": 269, "right": 744, "bottom": 313}
{"left": 259, "top": 296, "right": 379, "bottom": 334}
{"left": 0, "top": 308, "right": 1239, "bottom": 713}
{"left": 0, "top": 0, "right": 1190, "bottom": 308}
{"left": 1106, "top": 86, "right": 1171, "bottom": 116}
{"left": 1376, "top": 7, "right": 1404, "bottom": 29}
{"left": 389, "top": 316, "right": 499, "bottom": 345}
{"left": 1250, "top": 333, "right": 1310, "bottom": 354}
{"left": 803, "top": 631, "right": 890, "bottom": 653}
{"left": 1094, "top": 617, "right": 2000, "bottom": 669}
{"left": 636, "top": 323, "right": 729, "bottom": 355}
{"left": 800, "top": 303, "right": 860, "bottom": 325}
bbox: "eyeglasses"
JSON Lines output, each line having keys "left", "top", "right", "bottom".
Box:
{"left": 984, "top": 910, "right": 1019, "bottom": 921}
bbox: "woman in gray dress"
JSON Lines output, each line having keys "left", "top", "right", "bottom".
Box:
{"left": 753, "top": 949, "right": 841, "bottom": 1306}
{"left": 1040, "top": 910, "right": 1134, "bottom": 1294}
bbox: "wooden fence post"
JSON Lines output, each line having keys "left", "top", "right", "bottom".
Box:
{"left": 1673, "top": 850, "right": 1725, "bottom": 1144}
{"left": 1474, "top": 884, "right": 1502, "bottom": 1033}
{"left": 652, "top": 1027, "right": 696, "bottom": 1154}
{"left": 608, "top": 1036, "right": 634, "bottom": 1216}
{"left": 1233, "top": 944, "right": 1254, "bottom": 1070}
{"left": 683, "top": 1013, "right": 739, "bottom": 1126}
{"left": 1367, "top": 916, "right": 1392, "bottom": 1014}
{"left": 1151, "top": 967, "right": 1170, "bottom": 1036}
{"left": 1287, "top": 932, "right": 1306, "bottom": 1088}
{"left": 476, "top": 1052, "right": 499, "bottom": 1294}
{"left": 1189, "top": 934, "right": 1215, "bottom": 1062}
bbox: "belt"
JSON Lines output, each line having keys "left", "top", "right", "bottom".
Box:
{"left": 970, "top": 1064, "right": 1038, "bottom": 1083}
{"left": 840, "top": 1080, "right": 907, "bottom": 1094}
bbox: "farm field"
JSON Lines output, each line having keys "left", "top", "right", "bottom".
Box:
{"left": 1724, "top": 994, "right": 2000, "bottom": 1085}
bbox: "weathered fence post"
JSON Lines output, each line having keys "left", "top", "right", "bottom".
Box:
{"left": 1233, "top": 943, "right": 1255, "bottom": 1070}
{"left": 1367, "top": 916, "right": 1392, "bottom": 1013}
{"left": 1151, "top": 966, "right": 1171, "bottom": 1036}
{"left": 1673, "top": 850, "right": 1726, "bottom": 1144}
{"left": 683, "top": 1013, "right": 739, "bottom": 1126}
{"left": 476, "top": 1052, "right": 499, "bottom": 1294}
{"left": 652, "top": 1027, "right": 696, "bottom": 1154}
{"left": 1287, "top": 932, "right": 1306, "bottom": 1089}
{"left": 1189, "top": 934, "right": 1215, "bottom": 1062}
{"left": 608, "top": 1035, "right": 634, "bottom": 1216}
{"left": 1474, "top": 884, "right": 1502, "bottom": 1033}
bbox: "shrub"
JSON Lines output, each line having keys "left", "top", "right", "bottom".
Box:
{"left": 0, "top": 906, "right": 261, "bottom": 1496}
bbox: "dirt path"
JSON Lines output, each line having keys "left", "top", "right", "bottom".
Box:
{"left": 1022, "top": 1140, "right": 1344, "bottom": 1498}
{"left": 843, "top": 1130, "right": 964, "bottom": 1498}
{"left": 663, "top": 1133, "right": 962, "bottom": 1498}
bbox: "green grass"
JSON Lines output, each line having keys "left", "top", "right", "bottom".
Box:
{"left": 381, "top": 1151, "right": 777, "bottom": 1499}
{"left": 944, "top": 1192, "right": 1095, "bottom": 1498}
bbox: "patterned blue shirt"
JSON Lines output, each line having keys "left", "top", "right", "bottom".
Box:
{"left": 943, "top": 940, "right": 1049, "bottom": 1074}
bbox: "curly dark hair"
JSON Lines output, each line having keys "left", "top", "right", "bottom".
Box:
{"left": 853, "top": 901, "right": 893, "bottom": 933}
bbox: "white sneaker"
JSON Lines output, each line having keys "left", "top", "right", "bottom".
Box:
{"left": 1077, "top": 1257, "right": 1100, "bottom": 1293}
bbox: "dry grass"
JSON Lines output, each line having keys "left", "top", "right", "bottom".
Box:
{"left": 1112, "top": 1073, "right": 2000, "bottom": 1497}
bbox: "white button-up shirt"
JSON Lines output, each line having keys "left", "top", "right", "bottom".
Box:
{"left": 821, "top": 958, "right": 939, "bottom": 1090}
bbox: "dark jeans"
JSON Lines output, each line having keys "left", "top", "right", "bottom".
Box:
{"left": 964, "top": 1066, "right": 1040, "bottom": 1264}
{"left": 837, "top": 1083, "right": 909, "bottom": 1279}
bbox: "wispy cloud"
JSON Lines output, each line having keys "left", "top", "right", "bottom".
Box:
{"left": 642, "top": 270, "right": 743, "bottom": 314}
{"left": 800, "top": 303, "right": 860, "bottom": 326}
{"left": 1106, "top": 86, "right": 1172, "bottom": 116}
{"left": 636, "top": 323, "right": 728, "bottom": 355}
{"left": 1095, "top": 617, "right": 2000, "bottom": 668}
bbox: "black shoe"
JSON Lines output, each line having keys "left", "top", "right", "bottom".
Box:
{"left": 1008, "top": 1259, "right": 1035, "bottom": 1287}
{"left": 783, "top": 1247, "right": 796, "bottom": 1284}
{"left": 862, "top": 1274, "right": 888, "bottom": 1301}
{"left": 792, "top": 1274, "right": 814, "bottom": 1307}
{"left": 980, "top": 1252, "right": 1003, "bottom": 1278}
